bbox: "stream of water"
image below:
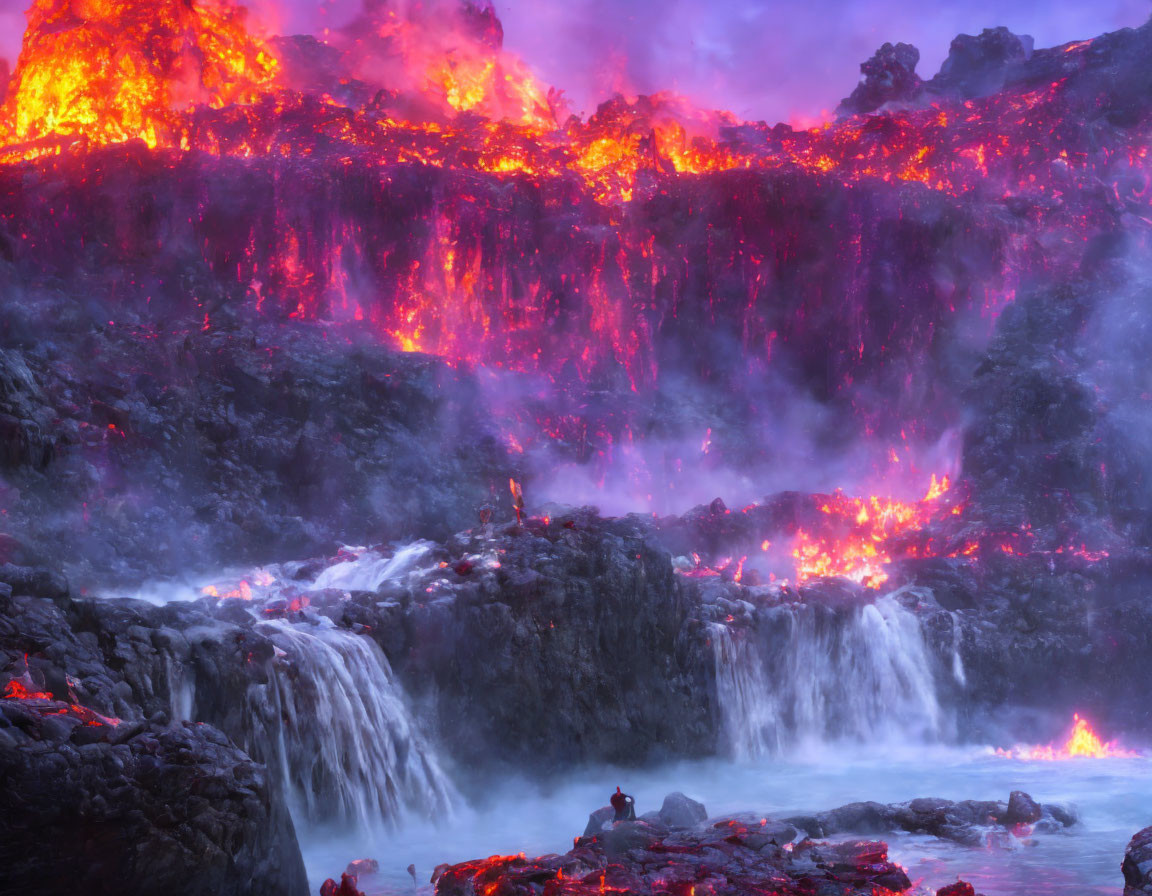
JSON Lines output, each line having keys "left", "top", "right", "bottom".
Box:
{"left": 300, "top": 746, "right": 1150, "bottom": 895}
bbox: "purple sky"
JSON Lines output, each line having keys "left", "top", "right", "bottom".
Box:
{"left": 1, "top": 0, "right": 1149, "bottom": 122}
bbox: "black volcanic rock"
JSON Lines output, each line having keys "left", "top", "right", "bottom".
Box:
{"left": 659, "top": 791, "right": 708, "bottom": 828}
{"left": 838, "top": 42, "right": 924, "bottom": 115}
{"left": 1002, "top": 790, "right": 1042, "bottom": 826}
{"left": 785, "top": 791, "right": 1074, "bottom": 845}
{"left": 929, "top": 27, "right": 1034, "bottom": 99}
{"left": 0, "top": 588, "right": 308, "bottom": 895}
{"left": 1126, "top": 827, "right": 1152, "bottom": 894}
{"left": 436, "top": 817, "right": 912, "bottom": 896}
{"left": 0, "top": 717, "right": 307, "bottom": 896}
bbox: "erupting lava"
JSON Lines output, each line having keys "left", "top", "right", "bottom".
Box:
{"left": 1, "top": 0, "right": 279, "bottom": 153}
{"left": 791, "top": 474, "right": 956, "bottom": 588}
{"left": 997, "top": 714, "right": 1140, "bottom": 760}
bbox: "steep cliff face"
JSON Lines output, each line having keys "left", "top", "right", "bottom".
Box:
{"left": 0, "top": 582, "right": 308, "bottom": 896}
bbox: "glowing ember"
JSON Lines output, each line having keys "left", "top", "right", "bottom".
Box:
{"left": 997, "top": 714, "right": 1140, "bottom": 760}
{"left": 791, "top": 475, "right": 954, "bottom": 588}
{"left": 1, "top": 0, "right": 279, "bottom": 156}
{"left": 2, "top": 677, "right": 122, "bottom": 727}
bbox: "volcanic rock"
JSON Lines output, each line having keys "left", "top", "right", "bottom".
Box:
{"left": 1124, "top": 826, "right": 1152, "bottom": 895}
{"left": 838, "top": 41, "right": 924, "bottom": 115}
{"left": 1002, "top": 790, "right": 1042, "bottom": 826}
{"left": 658, "top": 791, "right": 708, "bottom": 828}
{"left": 785, "top": 792, "right": 1073, "bottom": 846}
{"left": 930, "top": 27, "right": 1034, "bottom": 99}
{"left": 437, "top": 816, "right": 913, "bottom": 896}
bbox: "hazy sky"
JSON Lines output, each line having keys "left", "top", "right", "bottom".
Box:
{"left": 1, "top": 0, "right": 1148, "bottom": 122}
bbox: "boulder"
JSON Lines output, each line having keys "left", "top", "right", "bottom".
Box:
{"left": 658, "top": 791, "right": 707, "bottom": 828}
{"left": 1002, "top": 790, "right": 1042, "bottom": 826}
{"left": 1124, "top": 826, "right": 1152, "bottom": 894}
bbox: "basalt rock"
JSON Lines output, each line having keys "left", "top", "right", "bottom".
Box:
{"left": 1124, "top": 826, "right": 1152, "bottom": 895}
{"left": 0, "top": 588, "right": 308, "bottom": 896}
{"left": 437, "top": 817, "right": 912, "bottom": 896}
{"left": 785, "top": 792, "right": 1074, "bottom": 846}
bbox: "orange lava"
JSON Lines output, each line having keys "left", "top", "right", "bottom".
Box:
{"left": 997, "top": 714, "right": 1140, "bottom": 760}
{"left": 792, "top": 474, "right": 955, "bottom": 588}
{"left": 0, "top": 1, "right": 1141, "bottom": 386}
{"left": 3, "top": 677, "right": 122, "bottom": 727}
{"left": 1, "top": 0, "right": 278, "bottom": 154}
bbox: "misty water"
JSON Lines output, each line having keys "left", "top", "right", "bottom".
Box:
{"left": 299, "top": 748, "right": 1150, "bottom": 896}
{"left": 140, "top": 548, "right": 1149, "bottom": 896}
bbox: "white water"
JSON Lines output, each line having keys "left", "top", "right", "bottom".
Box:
{"left": 301, "top": 747, "right": 1151, "bottom": 896}
{"left": 258, "top": 618, "right": 456, "bottom": 834}
{"left": 711, "top": 593, "right": 957, "bottom": 756}
{"left": 127, "top": 548, "right": 1146, "bottom": 895}
{"left": 311, "top": 542, "right": 435, "bottom": 592}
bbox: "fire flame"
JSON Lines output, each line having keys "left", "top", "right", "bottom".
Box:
{"left": 1, "top": 0, "right": 279, "bottom": 154}
{"left": 792, "top": 474, "right": 953, "bottom": 588}
{"left": 997, "top": 714, "right": 1139, "bottom": 760}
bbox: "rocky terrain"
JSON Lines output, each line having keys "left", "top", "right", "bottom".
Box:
{"left": 1126, "top": 826, "right": 1152, "bottom": 895}
{"left": 1, "top": 2, "right": 1152, "bottom": 892}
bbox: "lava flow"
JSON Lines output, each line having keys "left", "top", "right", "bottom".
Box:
{"left": 997, "top": 714, "right": 1140, "bottom": 760}
{"left": 791, "top": 474, "right": 956, "bottom": 588}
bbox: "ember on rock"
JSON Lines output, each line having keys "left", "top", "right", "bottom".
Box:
{"left": 0, "top": 0, "right": 1150, "bottom": 894}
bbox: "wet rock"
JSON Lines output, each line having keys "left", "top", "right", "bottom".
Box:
{"left": 438, "top": 814, "right": 915, "bottom": 896}
{"left": 0, "top": 720, "right": 308, "bottom": 896}
{"left": 1002, "top": 790, "right": 1042, "bottom": 826}
{"left": 1124, "top": 826, "right": 1152, "bottom": 894}
{"left": 658, "top": 791, "right": 707, "bottom": 828}
{"left": 787, "top": 793, "right": 1074, "bottom": 847}
{"left": 583, "top": 806, "right": 614, "bottom": 837}
{"left": 320, "top": 873, "right": 366, "bottom": 896}
{"left": 937, "top": 882, "right": 978, "bottom": 896}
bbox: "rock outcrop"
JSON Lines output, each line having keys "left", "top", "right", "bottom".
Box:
{"left": 1125, "top": 827, "right": 1152, "bottom": 895}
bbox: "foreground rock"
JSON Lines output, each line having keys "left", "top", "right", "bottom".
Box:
{"left": 785, "top": 791, "right": 1076, "bottom": 847}
{"left": 0, "top": 576, "right": 308, "bottom": 896}
{"left": 1125, "top": 827, "right": 1152, "bottom": 895}
{"left": 436, "top": 817, "right": 912, "bottom": 896}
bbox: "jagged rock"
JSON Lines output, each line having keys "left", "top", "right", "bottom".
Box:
{"left": 658, "top": 791, "right": 707, "bottom": 828}
{"left": 838, "top": 41, "right": 924, "bottom": 115}
{"left": 930, "top": 27, "right": 1034, "bottom": 99}
{"left": 583, "top": 806, "right": 614, "bottom": 837}
{"left": 786, "top": 792, "right": 1073, "bottom": 846}
{"left": 1003, "top": 790, "right": 1042, "bottom": 826}
{"left": 1124, "top": 826, "right": 1152, "bottom": 894}
{"left": 437, "top": 815, "right": 914, "bottom": 896}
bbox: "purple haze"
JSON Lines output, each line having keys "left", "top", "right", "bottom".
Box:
{"left": 0, "top": 0, "right": 1148, "bottom": 122}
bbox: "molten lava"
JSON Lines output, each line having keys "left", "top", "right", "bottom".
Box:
{"left": 792, "top": 475, "right": 956, "bottom": 588}
{"left": 1, "top": 0, "right": 279, "bottom": 154}
{"left": 997, "top": 714, "right": 1139, "bottom": 760}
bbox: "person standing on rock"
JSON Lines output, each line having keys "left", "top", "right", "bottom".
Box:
{"left": 611, "top": 786, "right": 636, "bottom": 822}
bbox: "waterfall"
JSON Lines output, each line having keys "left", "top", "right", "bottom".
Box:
{"left": 711, "top": 594, "right": 954, "bottom": 757}
{"left": 311, "top": 542, "right": 434, "bottom": 592}
{"left": 255, "top": 618, "right": 456, "bottom": 833}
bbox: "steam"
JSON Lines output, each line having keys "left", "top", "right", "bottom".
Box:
{"left": 237, "top": 0, "right": 1152, "bottom": 122}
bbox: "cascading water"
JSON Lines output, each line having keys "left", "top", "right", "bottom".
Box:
{"left": 711, "top": 592, "right": 959, "bottom": 757}
{"left": 160, "top": 544, "right": 457, "bottom": 838}
{"left": 256, "top": 617, "right": 456, "bottom": 833}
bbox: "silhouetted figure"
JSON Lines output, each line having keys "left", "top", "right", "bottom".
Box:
{"left": 610, "top": 786, "right": 636, "bottom": 822}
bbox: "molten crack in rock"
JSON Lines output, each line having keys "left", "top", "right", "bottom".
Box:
{"left": 2, "top": 676, "right": 121, "bottom": 727}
